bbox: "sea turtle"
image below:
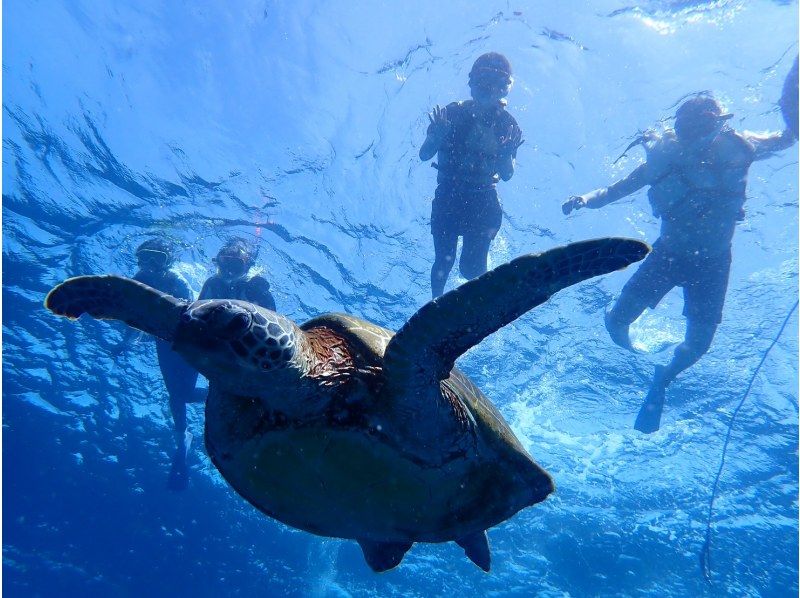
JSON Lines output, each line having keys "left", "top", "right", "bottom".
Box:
{"left": 45, "top": 238, "right": 648, "bottom": 572}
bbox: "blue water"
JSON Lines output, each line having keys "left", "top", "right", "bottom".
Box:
{"left": 3, "top": 1, "right": 798, "bottom": 596}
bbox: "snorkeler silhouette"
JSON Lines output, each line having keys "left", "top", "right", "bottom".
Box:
{"left": 420, "top": 52, "right": 524, "bottom": 298}
{"left": 113, "top": 238, "right": 199, "bottom": 490}
{"left": 199, "top": 237, "right": 276, "bottom": 309}
{"left": 562, "top": 61, "right": 798, "bottom": 433}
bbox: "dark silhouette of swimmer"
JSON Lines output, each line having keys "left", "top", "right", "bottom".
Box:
{"left": 114, "top": 238, "right": 199, "bottom": 490}
{"left": 563, "top": 87, "right": 797, "bottom": 433}
{"left": 420, "top": 52, "right": 524, "bottom": 298}
{"left": 199, "top": 236, "right": 276, "bottom": 309}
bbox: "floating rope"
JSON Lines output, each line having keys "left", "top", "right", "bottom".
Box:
{"left": 699, "top": 300, "right": 799, "bottom": 582}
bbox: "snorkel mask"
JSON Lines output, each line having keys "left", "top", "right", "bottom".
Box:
{"left": 469, "top": 52, "right": 513, "bottom": 106}
{"left": 214, "top": 238, "right": 256, "bottom": 281}
{"left": 135, "top": 238, "right": 174, "bottom": 272}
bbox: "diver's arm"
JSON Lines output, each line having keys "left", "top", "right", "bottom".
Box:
{"left": 420, "top": 105, "right": 452, "bottom": 161}
{"left": 176, "top": 278, "right": 194, "bottom": 301}
{"left": 262, "top": 291, "right": 277, "bottom": 312}
{"left": 745, "top": 130, "right": 797, "bottom": 161}
{"left": 497, "top": 153, "right": 515, "bottom": 181}
{"left": 420, "top": 131, "right": 443, "bottom": 162}
{"left": 198, "top": 277, "right": 215, "bottom": 300}
{"left": 497, "top": 126, "right": 524, "bottom": 181}
{"left": 167, "top": 273, "right": 194, "bottom": 301}
{"left": 249, "top": 277, "right": 277, "bottom": 311}
{"left": 563, "top": 163, "right": 651, "bottom": 214}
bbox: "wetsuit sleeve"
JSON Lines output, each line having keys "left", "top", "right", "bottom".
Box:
{"left": 584, "top": 163, "right": 654, "bottom": 208}
{"left": 249, "top": 277, "right": 276, "bottom": 311}
{"left": 171, "top": 275, "right": 194, "bottom": 301}
{"left": 744, "top": 130, "right": 796, "bottom": 161}
{"left": 500, "top": 114, "right": 522, "bottom": 156}
{"left": 496, "top": 113, "right": 522, "bottom": 181}
{"left": 198, "top": 277, "right": 215, "bottom": 300}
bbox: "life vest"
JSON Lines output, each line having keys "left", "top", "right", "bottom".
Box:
{"left": 435, "top": 100, "right": 518, "bottom": 187}
{"left": 644, "top": 128, "right": 753, "bottom": 222}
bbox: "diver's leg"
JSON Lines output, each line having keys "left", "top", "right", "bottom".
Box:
{"left": 606, "top": 249, "right": 673, "bottom": 350}
{"left": 661, "top": 250, "right": 729, "bottom": 384}
{"left": 430, "top": 187, "right": 459, "bottom": 298}
{"left": 635, "top": 317, "right": 717, "bottom": 433}
{"left": 635, "top": 254, "right": 727, "bottom": 434}
{"left": 662, "top": 318, "right": 718, "bottom": 383}
{"left": 459, "top": 232, "right": 493, "bottom": 280}
{"left": 431, "top": 230, "right": 458, "bottom": 298}
{"left": 158, "top": 342, "right": 199, "bottom": 490}
{"left": 459, "top": 188, "right": 501, "bottom": 280}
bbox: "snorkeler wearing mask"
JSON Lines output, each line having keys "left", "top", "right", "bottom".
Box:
{"left": 115, "top": 238, "right": 199, "bottom": 490}
{"left": 562, "top": 87, "right": 797, "bottom": 434}
{"left": 199, "top": 237, "right": 276, "bottom": 310}
{"left": 419, "top": 52, "right": 525, "bottom": 298}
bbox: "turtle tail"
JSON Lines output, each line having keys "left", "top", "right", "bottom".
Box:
{"left": 45, "top": 275, "right": 186, "bottom": 341}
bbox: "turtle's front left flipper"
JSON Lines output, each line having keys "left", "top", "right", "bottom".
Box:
{"left": 384, "top": 238, "right": 649, "bottom": 385}
{"left": 45, "top": 275, "right": 187, "bottom": 341}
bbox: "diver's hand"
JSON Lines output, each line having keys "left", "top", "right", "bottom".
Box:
{"left": 500, "top": 127, "right": 525, "bottom": 156}
{"left": 427, "top": 105, "right": 452, "bottom": 141}
{"left": 562, "top": 195, "right": 587, "bottom": 215}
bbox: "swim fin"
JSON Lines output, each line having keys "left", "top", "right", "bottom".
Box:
{"left": 634, "top": 366, "right": 667, "bottom": 433}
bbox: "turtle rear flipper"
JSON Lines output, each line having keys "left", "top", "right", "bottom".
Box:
{"left": 45, "top": 275, "right": 186, "bottom": 341}
{"left": 456, "top": 530, "right": 491, "bottom": 572}
{"left": 384, "top": 238, "right": 649, "bottom": 386}
{"left": 357, "top": 539, "right": 413, "bottom": 572}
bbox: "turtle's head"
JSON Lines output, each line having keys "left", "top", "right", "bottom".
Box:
{"left": 174, "top": 299, "right": 306, "bottom": 386}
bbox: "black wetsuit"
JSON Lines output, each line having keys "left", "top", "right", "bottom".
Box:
{"left": 429, "top": 100, "right": 521, "bottom": 285}
{"left": 133, "top": 269, "right": 199, "bottom": 434}
{"left": 199, "top": 274, "right": 276, "bottom": 310}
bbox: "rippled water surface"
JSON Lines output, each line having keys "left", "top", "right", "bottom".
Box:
{"left": 4, "top": 1, "right": 798, "bottom": 596}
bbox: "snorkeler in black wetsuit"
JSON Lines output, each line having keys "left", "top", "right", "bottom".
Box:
{"left": 114, "top": 238, "right": 199, "bottom": 490}
{"left": 199, "top": 237, "right": 276, "bottom": 309}
{"left": 563, "top": 89, "right": 797, "bottom": 433}
{"left": 420, "top": 52, "right": 524, "bottom": 298}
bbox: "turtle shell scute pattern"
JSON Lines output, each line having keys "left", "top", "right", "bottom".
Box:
{"left": 246, "top": 311, "right": 296, "bottom": 371}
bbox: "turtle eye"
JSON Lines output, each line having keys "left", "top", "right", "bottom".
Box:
{"left": 226, "top": 312, "right": 252, "bottom": 335}
{"left": 210, "top": 305, "right": 253, "bottom": 339}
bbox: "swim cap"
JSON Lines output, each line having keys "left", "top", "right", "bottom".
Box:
{"left": 469, "top": 52, "right": 513, "bottom": 87}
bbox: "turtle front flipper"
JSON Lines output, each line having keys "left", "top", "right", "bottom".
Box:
{"left": 45, "top": 275, "right": 186, "bottom": 341}
{"left": 384, "top": 238, "right": 649, "bottom": 385}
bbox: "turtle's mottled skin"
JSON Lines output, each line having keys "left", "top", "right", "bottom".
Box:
{"left": 45, "top": 238, "right": 649, "bottom": 572}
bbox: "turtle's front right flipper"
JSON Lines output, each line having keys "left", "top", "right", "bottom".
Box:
{"left": 384, "top": 238, "right": 649, "bottom": 385}
{"left": 45, "top": 275, "right": 186, "bottom": 341}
